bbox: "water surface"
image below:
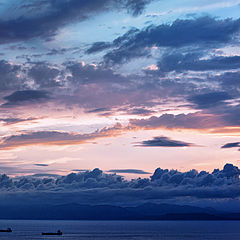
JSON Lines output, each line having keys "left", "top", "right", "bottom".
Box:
{"left": 0, "top": 220, "right": 239, "bottom": 239}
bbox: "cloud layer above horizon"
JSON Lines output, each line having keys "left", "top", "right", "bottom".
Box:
{"left": 0, "top": 163, "right": 240, "bottom": 211}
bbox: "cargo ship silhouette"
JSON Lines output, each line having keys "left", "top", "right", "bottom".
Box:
{"left": 0, "top": 228, "right": 12, "bottom": 232}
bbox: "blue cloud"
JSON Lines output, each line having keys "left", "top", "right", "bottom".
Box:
{"left": 221, "top": 142, "right": 240, "bottom": 149}
{"left": 91, "top": 17, "right": 240, "bottom": 64}
{"left": 108, "top": 169, "right": 150, "bottom": 174}
{"left": 0, "top": 0, "right": 153, "bottom": 44}
{"left": 0, "top": 164, "right": 239, "bottom": 207}
{"left": 34, "top": 164, "right": 49, "bottom": 167}
{"left": 2, "top": 90, "right": 50, "bottom": 107}
{"left": 157, "top": 53, "right": 240, "bottom": 72}
{"left": 136, "top": 136, "right": 193, "bottom": 147}
{"left": 188, "top": 92, "right": 232, "bottom": 109}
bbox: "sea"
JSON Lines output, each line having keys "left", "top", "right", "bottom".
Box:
{"left": 0, "top": 220, "right": 239, "bottom": 240}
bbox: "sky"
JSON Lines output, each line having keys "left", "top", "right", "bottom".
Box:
{"left": 0, "top": 0, "right": 240, "bottom": 210}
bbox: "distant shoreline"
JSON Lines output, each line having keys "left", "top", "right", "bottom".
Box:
{"left": 0, "top": 203, "right": 239, "bottom": 221}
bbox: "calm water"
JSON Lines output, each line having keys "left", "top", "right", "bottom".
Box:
{"left": 0, "top": 220, "right": 239, "bottom": 240}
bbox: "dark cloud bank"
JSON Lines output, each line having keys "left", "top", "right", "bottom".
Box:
{"left": 0, "top": 163, "right": 240, "bottom": 219}
{"left": 221, "top": 142, "right": 240, "bottom": 151}
{"left": 136, "top": 136, "right": 193, "bottom": 147}
{"left": 2, "top": 90, "right": 50, "bottom": 107}
{"left": 0, "top": 0, "right": 153, "bottom": 44}
{"left": 87, "top": 16, "right": 240, "bottom": 64}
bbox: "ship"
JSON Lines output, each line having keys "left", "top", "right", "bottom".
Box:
{"left": 42, "top": 230, "right": 62, "bottom": 235}
{"left": 0, "top": 228, "right": 12, "bottom": 232}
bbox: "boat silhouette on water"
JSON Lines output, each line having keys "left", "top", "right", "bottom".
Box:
{"left": 42, "top": 230, "right": 62, "bottom": 236}
{"left": 0, "top": 228, "right": 12, "bottom": 232}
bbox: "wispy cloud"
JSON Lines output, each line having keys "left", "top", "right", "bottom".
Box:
{"left": 135, "top": 136, "right": 194, "bottom": 147}
{"left": 0, "top": 124, "right": 124, "bottom": 150}
{"left": 108, "top": 169, "right": 150, "bottom": 174}
{"left": 221, "top": 142, "right": 240, "bottom": 150}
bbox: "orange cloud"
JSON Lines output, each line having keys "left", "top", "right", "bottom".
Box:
{"left": 0, "top": 123, "right": 125, "bottom": 150}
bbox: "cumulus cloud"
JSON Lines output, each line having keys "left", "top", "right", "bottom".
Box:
{"left": 0, "top": 164, "right": 239, "bottom": 207}
{"left": 135, "top": 136, "right": 193, "bottom": 147}
{"left": 0, "top": 0, "right": 153, "bottom": 44}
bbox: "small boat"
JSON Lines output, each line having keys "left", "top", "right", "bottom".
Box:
{"left": 42, "top": 230, "right": 62, "bottom": 236}
{"left": 0, "top": 228, "right": 12, "bottom": 232}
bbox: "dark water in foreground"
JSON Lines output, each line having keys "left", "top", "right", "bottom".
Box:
{"left": 0, "top": 220, "right": 239, "bottom": 240}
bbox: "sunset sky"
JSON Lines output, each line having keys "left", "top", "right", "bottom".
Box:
{"left": 0, "top": 0, "right": 240, "bottom": 179}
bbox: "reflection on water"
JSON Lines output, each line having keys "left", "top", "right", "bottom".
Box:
{"left": 0, "top": 220, "right": 239, "bottom": 239}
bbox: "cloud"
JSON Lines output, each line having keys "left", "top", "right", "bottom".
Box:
{"left": 219, "top": 71, "right": 240, "bottom": 87}
{"left": 30, "top": 173, "right": 60, "bottom": 178}
{"left": 0, "top": 164, "right": 58, "bottom": 176}
{"left": 157, "top": 53, "right": 240, "bottom": 72}
{"left": 221, "top": 142, "right": 240, "bottom": 149}
{"left": 130, "top": 112, "right": 222, "bottom": 130}
{"left": 108, "top": 169, "right": 150, "bottom": 174}
{"left": 98, "top": 17, "right": 240, "bottom": 64}
{"left": 2, "top": 90, "right": 50, "bottom": 107}
{"left": 86, "top": 42, "right": 112, "bottom": 54}
{"left": 0, "top": 0, "right": 153, "bottom": 44}
{"left": 0, "top": 60, "right": 62, "bottom": 92}
{"left": 87, "top": 107, "right": 111, "bottom": 113}
{"left": 211, "top": 71, "right": 240, "bottom": 96}
{"left": 0, "top": 164, "right": 240, "bottom": 208}
{"left": 126, "top": 107, "right": 156, "bottom": 116}
{"left": 188, "top": 92, "right": 233, "bottom": 109}
{"left": 135, "top": 136, "right": 193, "bottom": 147}
{"left": 34, "top": 164, "right": 49, "bottom": 167}
{"left": 0, "top": 124, "right": 124, "bottom": 150}
{"left": 66, "top": 61, "right": 126, "bottom": 85}
{"left": 0, "top": 60, "right": 23, "bottom": 90}
{"left": 71, "top": 169, "right": 89, "bottom": 172}
{"left": 0, "top": 60, "right": 199, "bottom": 112}
{"left": 0, "top": 117, "right": 37, "bottom": 125}
{"left": 28, "top": 63, "right": 61, "bottom": 88}
{"left": 207, "top": 103, "right": 240, "bottom": 127}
